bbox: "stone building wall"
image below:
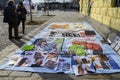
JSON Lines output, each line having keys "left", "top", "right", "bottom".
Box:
{"left": 80, "top": 0, "right": 120, "bottom": 32}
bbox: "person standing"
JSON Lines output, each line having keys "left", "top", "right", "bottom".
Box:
{"left": 16, "top": 2, "right": 27, "bottom": 34}
{"left": 3, "top": 0, "right": 21, "bottom": 39}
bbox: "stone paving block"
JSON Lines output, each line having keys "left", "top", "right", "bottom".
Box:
{"left": 14, "top": 78, "right": 43, "bottom": 80}
{"left": 37, "top": 73, "right": 109, "bottom": 80}
{"left": 38, "top": 73, "right": 78, "bottom": 80}
{"left": 71, "top": 79, "right": 110, "bottom": 80}
{"left": 83, "top": 74, "right": 107, "bottom": 79}
{"left": 69, "top": 74, "right": 110, "bottom": 80}
{"left": 9, "top": 71, "right": 32, "bottom": 77}
{"left": 0, "top": 70, "right": 12, "bottom": 77}
{"left": 38, "top": 73, "right": 62, "bottom": 78}
{"left": 45, "top": 78, "right": 73, "bottom": 80}
{"left": 110, "top": 74, "right": 120, "bottom": 79}
{"left": 0, "top": 45, "right": 18, "bottom": 59}
{"left": 68, "top": 74, "right": 85, "bottom": 79}
{"left": 0, "top": 77, "right": 15, "bottom": 80}
{"left": 31, "top": 73, "right": 43, "bottom": 79}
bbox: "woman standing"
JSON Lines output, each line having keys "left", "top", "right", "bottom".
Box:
{"left": 17, "top": 2, "right": 27, "bottom": 34}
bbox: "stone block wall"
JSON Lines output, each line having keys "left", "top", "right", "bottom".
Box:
{"left": 80, "top": 0, "right": 120, "bottom": 32}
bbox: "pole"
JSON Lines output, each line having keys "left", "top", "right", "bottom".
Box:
{"left": 63, "top": 0, "right": 65, "bottom": 11}
{"left": 29, "top": 0, "right": 32, "bottom": 22}
{"left": 47, "top": 0, "right": 50, "bottom": 16}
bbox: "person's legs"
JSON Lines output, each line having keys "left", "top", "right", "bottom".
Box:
{"left": 8, "top": 23, "right": 13, "bottom": 39}
{"left": 17, "top": 20, "right": 21, "bottom": 28}
{"left": 13, "top": 23, "right": 21, "bottom": 39}
{"left": 14, "top": 25, "right": 18, "bottom": 38}
{"left": 22, "top": 20, "right": 25, "bottom": 34}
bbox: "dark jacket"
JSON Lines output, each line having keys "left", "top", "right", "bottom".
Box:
{"left": 3, "top": 4, "right": 17, "bottom": 23}
{"left": 16, "top": 6, "right": 27, "bottom": 21}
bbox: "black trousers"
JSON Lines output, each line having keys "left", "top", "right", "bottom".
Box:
{"left": 18, "top": 19, "right": 25, "bottom": 34}
{"left": 8, "top": 22, "right": 18, "bottom": 38}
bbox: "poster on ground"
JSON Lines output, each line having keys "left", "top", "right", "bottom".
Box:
{"left": 0, "top": 22, "right": 120, "bottom": 76}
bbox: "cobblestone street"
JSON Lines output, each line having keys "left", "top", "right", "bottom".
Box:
{"left": 0, "top": 11, "right": 120, "bottom": 80}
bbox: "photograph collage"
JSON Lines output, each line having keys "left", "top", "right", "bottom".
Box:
{"left": 1, "top": 22, "right": 120, "bottom": 76}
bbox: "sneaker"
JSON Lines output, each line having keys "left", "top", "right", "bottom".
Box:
{"left": 15, "top": 36, "right": 22, "bottom": 40}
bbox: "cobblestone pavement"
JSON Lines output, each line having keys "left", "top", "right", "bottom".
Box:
{"left": 0, "top": 12, "right": 53, "bottom": 52}
{"left": 0, "top": 11, "right": 120, "bottom": 80}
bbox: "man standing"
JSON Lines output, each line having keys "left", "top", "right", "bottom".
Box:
{"left": 3, "top": 0, "right": 21, "bottom": 39}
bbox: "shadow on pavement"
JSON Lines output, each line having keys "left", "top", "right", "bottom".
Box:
{"left": 9, "top": 39, "right": 26, "bottom": 48}
{"left": 38, "top": 73, "right": 75, "bottom": 80}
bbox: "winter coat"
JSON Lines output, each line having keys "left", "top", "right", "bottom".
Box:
{"left": 3, "top": 4, "right": 17, "bottom": 23}
{"left": 16, "top": 6, "right": 27, "bottom": 21}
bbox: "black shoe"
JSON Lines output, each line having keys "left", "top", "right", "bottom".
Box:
{"left": 15, "top": 36, "right": 22, "bottom": 40}
{"left": 9, "top": 36, "right": 14, "bottom": 39}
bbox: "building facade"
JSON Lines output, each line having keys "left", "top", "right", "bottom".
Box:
{"left": 80, "top": 0, "right": 120, "bottom": 32}
{"left": 0, "top": 0, "right": 24, "bottom": 8}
